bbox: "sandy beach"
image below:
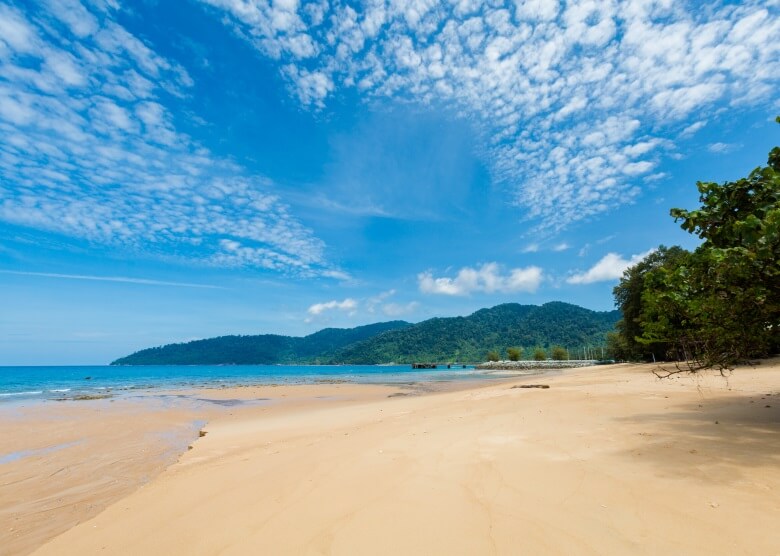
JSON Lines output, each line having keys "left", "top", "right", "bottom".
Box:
{"left": 4, "top": 362, "right": 780, "bottom": 555}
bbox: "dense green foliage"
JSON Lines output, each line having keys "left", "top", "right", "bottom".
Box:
{"left": 506, "top": 347, "right": 522, "bottom": 361}
{"left": 114, "top": 301, "right": 619, "bottom": 365}
{"left": 111, "top": 321, "right": 411, "bottom": 365}
{"left": 328, "top": 302, "right": 620, "bottom": 364}
{"left": 551, "top": 346, "right": 567, "bottom": 360}
{"left": 486, "top": 351, "right": 500, "bottom": 362}
{"left": 611, "top": 246, "right": 689, "bottom": 361}
{"left": 532, "top": 347, "right": 547, "bottom": 361}
{"left": 612, "top": 122, "right": 780, "bottom": 369}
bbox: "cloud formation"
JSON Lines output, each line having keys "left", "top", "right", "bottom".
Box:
{"left": 708, "top": 142, "right": 740, "bottom": 154}
{"left": 0, "top": 1, "right": 332, "bottom": 275}
{"left": 204, "top": 0, "right": 780, "bottom": 230}
{"left": 567, "top": 249, "right": 655, "bottom": 284}
{"left": 305, "top": 290, "right": 421, "bottom": 322}
{"left": 381, "top": 301, "right": 419, "bottom": 317}
{"left": 307, "top": 298, "right": 358, "bottom": 316}
{"left": 0, "top": 270, "right": 222, "bottom": 289}
{"left": 418, "top": 263, "right": 543, "bottom": 295}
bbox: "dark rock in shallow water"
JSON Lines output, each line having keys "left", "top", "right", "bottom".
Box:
{"left": 55, "top": 393, "right": 113, "bottom": 401}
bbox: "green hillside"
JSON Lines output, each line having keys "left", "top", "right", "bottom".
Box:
{"left": 111, "top": 321, "right": 411, "bottom": 365}
{"left": 329, "top": 302, "right": 620, "bottom": 364}
{"left": 112, "top": 302, "right": 619, "bottom": 365}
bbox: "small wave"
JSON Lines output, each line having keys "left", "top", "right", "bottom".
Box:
{"left": 50, "top": 388, "right": 71, "bottom": 393}
{"left": 0, "top": 391, "right": 44, "bottom": 397}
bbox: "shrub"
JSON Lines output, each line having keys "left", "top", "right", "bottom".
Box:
{"left": 533, "top": 348, "right": 546, "bottom": 361}
{"left": 551, "top": 346, "right": 568, "bottom": 360}
{"left": 506, "top": 347, "right": 522, "bottom": 361}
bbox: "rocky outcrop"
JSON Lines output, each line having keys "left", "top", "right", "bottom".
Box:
{"left": 475, "top": 360, "right": 600, "bottom": 371}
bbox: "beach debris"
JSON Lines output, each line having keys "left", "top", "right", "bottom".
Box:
{"left": 199, "top": 430, "right": 207, "bottom": 438}
{"left": 512, "top": 384, "right": 550, "bottom": 389}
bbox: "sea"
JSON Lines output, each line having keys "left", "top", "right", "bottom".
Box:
{"left": 0, "top": 364, "right": 522, "bottom": 403}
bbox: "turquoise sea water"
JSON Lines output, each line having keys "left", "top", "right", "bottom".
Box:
{"left": 0, "top": 364, "right": 510, "bottom": 402}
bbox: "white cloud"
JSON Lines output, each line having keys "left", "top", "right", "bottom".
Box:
{"left": 0, "top": 2, "right": 338, "bottom": 277}
{"left": 681, "top": 120, "right": 707, "bottom": 137}
{"left": 624, "top": 141, "right": 658, "bottom": 158}
{"left": 307, "top": 298, "right": 358, "bottom": 316}
{"left": 366, "top": 289, "right": 396, "bottom": 313}
{"left": 0, "top": 270, "right": 222, "bottom": 289}
{"left": 418, "top": 262, "right": 543, "bottom": 295}
{"left": 567, "top": 249, "right": 655, "bottom": 285}
{"left": 708, "top": 142, "right": 740, "bottom": 153}
{"left": 521, "top": 243, "right": 539, "bottom": 253}
{"left": 382, "top": 301, "right": 419, "bottom": 317}
{"left": 320, "top": 269, "right": 352, "bottom": 281}
{"left": 623, "top": 160, "right": 655, "bottom": 176}
{"left": 202, "top": 0, "right": 780, "bottom": 231}
{"left": 523, "top": 242, "right": 569, "bottom": 253}
{"left": 306, "top": 290, "right": 419, "bottom": 321}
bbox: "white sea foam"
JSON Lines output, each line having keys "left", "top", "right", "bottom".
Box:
{"left": 0, "top": 391, "right": 43, "bottom": 397}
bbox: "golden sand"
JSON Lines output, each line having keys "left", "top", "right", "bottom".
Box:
{"left": 4, "top": 363, "right": 780, "bottom": 555}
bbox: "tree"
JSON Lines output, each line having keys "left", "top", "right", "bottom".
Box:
{"left": 639, "top": 247, "right": 775, "bottom": 369}
{"left": 486, "top": 350, "right": 500, "bottom": 362}
{"left": 551, "top": 346, "right": 568, "bottom": 360}
{"left": 506, "top": 347, "right": 522, "bottom": 361}
{"left": 612, "top": 245, "right": 689, "bottom": 361}
{"left": 533, "top": 347, "right": 546, "bottom": 361}
{"left": 605, "top": 331, "right": 630, "bottom": 361}
{"left": 637, "top": 119, "right": 780, "bottom": 371}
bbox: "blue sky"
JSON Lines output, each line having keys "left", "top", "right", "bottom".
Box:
{"left": 0, "top": 0, "right": 778, "bottom": 364}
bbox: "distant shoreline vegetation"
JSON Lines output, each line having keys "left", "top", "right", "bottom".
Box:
{"left": 111, "top": 302, "right": 619, "bottom": 366}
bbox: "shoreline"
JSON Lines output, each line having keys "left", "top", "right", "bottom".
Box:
{"left": 1, "top": 379, "right": 484, "bottom": 555}
{"left": 0, "top": 363, "right": 501, "bottom": 405}
{"left": 4, "top": 362, "right": 780, "bottom": 554}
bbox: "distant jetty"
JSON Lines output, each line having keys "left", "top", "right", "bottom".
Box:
{"left": 475, "top": 360, "right": 602, "bottom": 371}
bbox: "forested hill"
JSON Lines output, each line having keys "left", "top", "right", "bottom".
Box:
{"left": 112, "top": 302, "right": 620, "bottom": 365}
{"left": 111, "top": 321, "right": 411, "bottom": 365}
{"left": 328, "top": 302, "right": 620, "bottom": 364}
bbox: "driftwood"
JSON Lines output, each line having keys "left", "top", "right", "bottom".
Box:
{"left": 511, "top": 384, "right": 550, "bottom": 389}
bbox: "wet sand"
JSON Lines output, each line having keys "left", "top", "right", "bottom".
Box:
{"left": 5, "top": 362, "right": 780, "bottom": 555}
{"left": 1, "top": 383, "right": 399, "bottom": 555}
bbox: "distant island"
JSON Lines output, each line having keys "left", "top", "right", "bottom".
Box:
{"left": 111, "top": 301, "right": 620, "bottom": 365}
